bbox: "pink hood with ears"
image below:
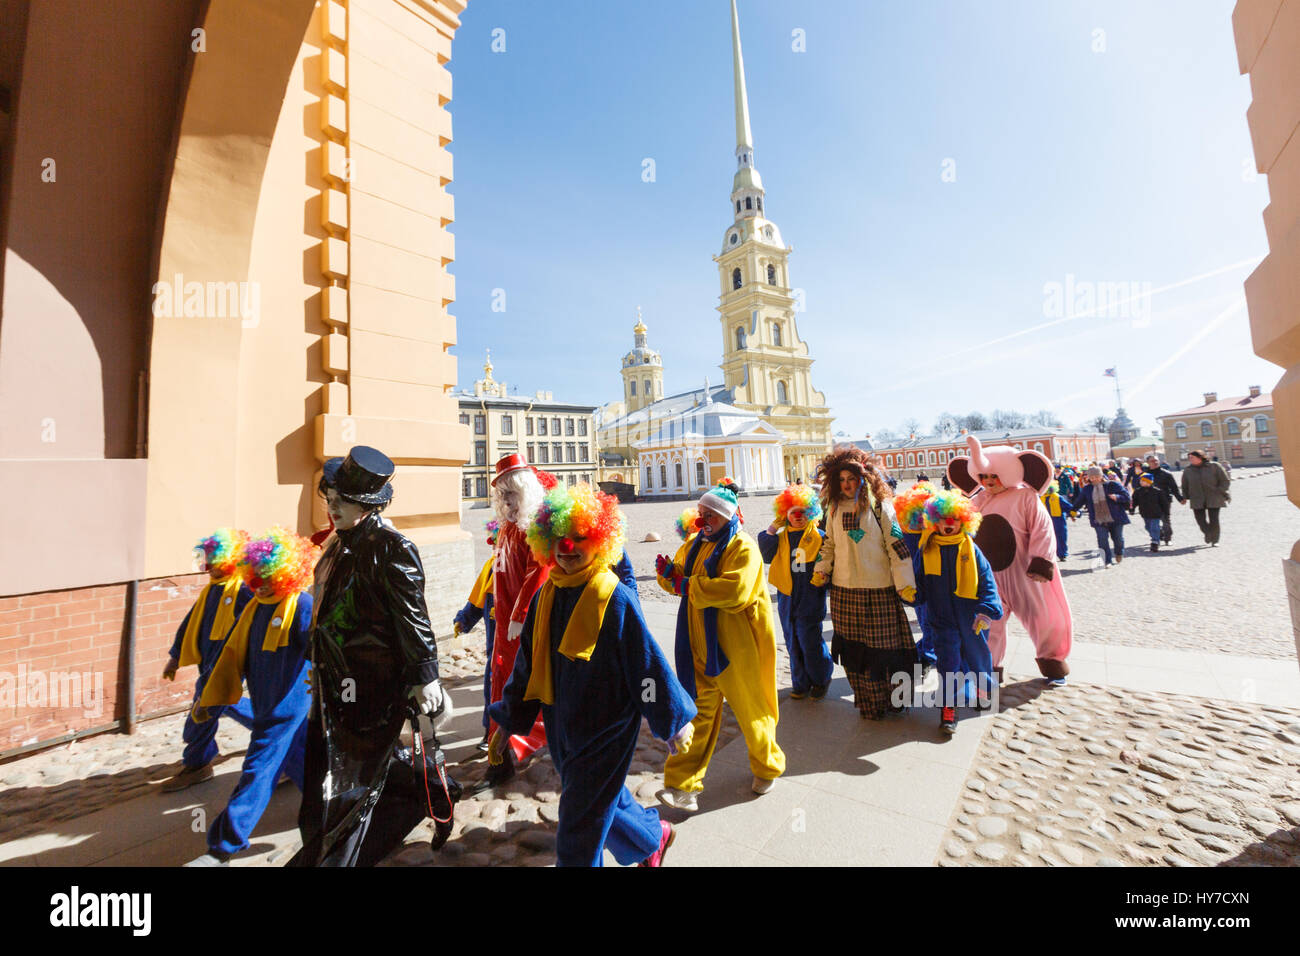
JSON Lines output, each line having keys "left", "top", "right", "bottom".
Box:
{"left": 967, "top": 434, "right": 1024, "bottom": 487}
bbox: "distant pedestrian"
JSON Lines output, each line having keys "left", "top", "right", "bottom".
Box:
{"left": 1181, "top": 450, "right": 1230, "bottom": 547}
{"left": 1143, "top": 454, "right": 1184, "bottom": 544}
{"left": 1131, "top": 473, "right": 1165, "bottom": 552}
{"left": 1070, "top": 466, "right": 1130, "bottom": 567}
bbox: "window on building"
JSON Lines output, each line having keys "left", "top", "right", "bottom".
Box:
{"left": 538, "top": 417, "right": 547, "bottom": 436}
{"left": 776, "top": 380, "right": 788, "bottom": 404}
{"left": 527, "top": 442, "right": 535, "bottom": 460}
{"left": 629, "top": 380, "right": 637, "bottom": 396}
{"left": 1200, "top": 420, "right": 1212, "bottom": 437}
{"left": 552, "top": 417, "right": 561, "bottom": 434}
{"left": 1175, "top": 423, "right": 1187, "bottom": 439}
{"left": 473, "top": 414, "right": 485, "bottom": 435}
{"left": 907, "top": 453, "right": 915, "bottom": 467}
{"left": 502, "top": 414, "right": 513, "bottom": 435}
{"left": 732, "top": 268, "right": 742, "bottom": 290}
{"left": 756, "top": 197, "right": 762, "bottom": 211}
{"left": 566, "top": 473, "right": 576, "bottom": 486}
{"left": 526, "top": 417, "right": 534, "bottom": 436}
{"left": 552, "top": 442, "right": 562, "bottom": 463}
{"left": 735, "top": 327, "right": 746, "bottom": 350}
{"left": 1256, "top": 415, "right": 1270, "bottom": 434}
{"left": 675, "top": 463, "right": 683, "bottom": 486}
{"left": 696, "top": 461, "right": 706, "bottom": 486}
{"left": 459, "top": 412, "right": 469, "bottom": 425}
{"left": 1225, "top": 418, "right": 1240, "bottom": 436}
{"left": 580, "top": 445, "right": 589, "bottom": 462}
{"left": 462, "top": 478, "right": 472, "bottom": 497}
{"left": 538, "top": 445, "right": 549, "bottom": 464}
{"left": 1231, "top": 444, "right": 1243, "bottom": 459}
{"left": 565, "top": 418, "right": 574, "bottom": 436}
{"left": 928, "top": 452, "right": 937, "bottom": 465}
{"left": 660, "top": 464, "right": 668, "bottom": 487}
{"left": 645, "top": 467, "right": 653, "bottom": 489}
{"left": 566, "top": 443, "right": 575, "bottom": 463}
{"left": 745, "top": 197, "right": 753, "bottom": 210}
{"left": 579, "top": 419, "right": 588, "bottom": 436}
{"left": 735, "top": 200, "right": 741, "bottom": 213}
{"left": 772, "top": 323, "right": 782, "bottom": 347}
{"left": 1260, "top": 442, "right": 1273, "bottom": 457}
{"left": 767, "top": 264, "right": 776, "bottom": 285}
{"left": 475, "top": 441, "right": 486, "bottom": 465}
{"left": 475, "top": 477, "right": 487, "bottom": 498}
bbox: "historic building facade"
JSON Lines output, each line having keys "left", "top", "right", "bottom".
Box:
{"left": 868, "top": 428, "right": 1111, "bottom": 475}
{"left": 1158, "top": 387, "right": 1276, "bottom": 465}
{"left": 456, "top": 353, "right": 597, "bottom": 502}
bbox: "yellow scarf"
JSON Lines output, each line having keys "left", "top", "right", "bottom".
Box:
{"left": 768, "top": 524, "right": 823, "bottom": 595}
{"left": 1042, "top": 491, "right": 1062, "bottom": 517}
{"left": 199, "top": 592, "right": 300, "bottom": 708}
{"left": 177, "top": 576, "right": 243, "bottom": 668}
{"left": 920, "top": 531, "right": 978, "bottom": 599}
{"left": 523, "top": 563, "right": 619, "bottom": 706}
{"left": 468, "top": 557, "right": 494, "bottom": 608}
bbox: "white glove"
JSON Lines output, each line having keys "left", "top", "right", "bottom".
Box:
{"left": 410, "top": 678, "right": 445, "bottom": 716}
{"left": 668, "top": 722, "right": 695, "bottom": 756}
{"left": 506, "top": 620, "right": 524, "bottom": 642}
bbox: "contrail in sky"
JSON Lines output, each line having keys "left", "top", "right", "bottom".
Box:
{"left": 1126, "top": 300, "right": 1247, "bottom": 402}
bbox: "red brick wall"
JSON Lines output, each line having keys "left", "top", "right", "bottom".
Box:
{"left": 0, "top": 573, "right": 210, "bottom": 754}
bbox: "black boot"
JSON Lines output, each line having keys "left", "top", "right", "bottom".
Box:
{"left": 468, "top": 749, "right": 515, "bottom": 795}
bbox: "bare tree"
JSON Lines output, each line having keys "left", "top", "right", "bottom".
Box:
{"left": 961, "top": 411, "right": 989, "bottom": 431}
{"left": 934, "top": 412, "right": 959, "bottom": 437}
{"left": 900, "top": 417, "right": 923, "bottom": 437}
{"left": 873, "top": 427, "right": 899, "bottom": 444}
{"left": 1090, "top": 415, "right": 1111, "bottom": 432}
{"left": 1030, "top": 409, "right": 1064, "bottom": 428}
{"left": 990, "top": 408, "right": 1027, "bottom": 430}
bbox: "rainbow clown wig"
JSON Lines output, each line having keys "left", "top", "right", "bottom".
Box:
{"left": 675, "top": 507, "right": 700, "bottom": 541}
{"left": 526, "top": 482, "right": 625, "bottom": 569}
{"left": 893, "top": 482, "right": 938, "bottom": 534}
{"left": 239, "top": 527, "right": 319, "bottom": 599}
{"left": 773, "top": 485, "right": 822, "bottom": 525}
{"left": 923, "top": 490, "right": 982, "bottom": 537}
{"left": 486, "top": 519, "right": 500, "bottom": 547}
{"left": 196, "top": 528, "right": 249, "bottom": 579}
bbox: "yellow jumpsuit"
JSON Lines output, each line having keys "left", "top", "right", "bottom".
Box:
{"left": 659, "top": 531, "right": 786, "bottom": 792}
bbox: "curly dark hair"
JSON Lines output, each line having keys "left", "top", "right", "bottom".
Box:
{"left": 815, "top": 444, "right": 891, "bottom": 513}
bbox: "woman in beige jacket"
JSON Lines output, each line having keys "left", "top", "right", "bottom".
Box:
{"left": 812, "top": 446, "right": 918, "bottom": 719}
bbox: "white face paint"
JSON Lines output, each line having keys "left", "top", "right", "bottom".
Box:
{"left": 325, "top": 488, "right": 370, "bottom": 530}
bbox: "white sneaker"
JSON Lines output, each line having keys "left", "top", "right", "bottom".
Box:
{"left": 752, "top": 776, "right": 775, "bottom": 795}
{"left": 661, "top": 787, "right": 699, "bottom": 812}
{"left": 183, "top": 852, "right": 229, "bottom": 867}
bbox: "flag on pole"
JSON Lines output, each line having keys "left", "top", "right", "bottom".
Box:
{"left": 1103, "top": 368, "right": 1116, "bottom": 378}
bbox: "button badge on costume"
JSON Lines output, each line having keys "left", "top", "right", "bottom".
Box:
{"left": 272, "top": 618, "right": 282, "bottom": 627}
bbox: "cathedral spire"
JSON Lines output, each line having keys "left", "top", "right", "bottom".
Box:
{"left": 728, "top": 0, "right": 764, "bottom": 222}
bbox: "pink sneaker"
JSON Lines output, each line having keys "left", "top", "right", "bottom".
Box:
{"left": 638, "top": 821, "right": 676, "bottom": 867}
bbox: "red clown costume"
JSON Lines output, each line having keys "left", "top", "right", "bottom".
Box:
{"left": 947, "top": 435, "right": 1072, "bottom": 681}
{"left": 486, "top": 454, "right": 553, "bottom": 773}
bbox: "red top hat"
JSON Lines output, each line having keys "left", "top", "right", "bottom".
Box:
{"left": 492, "top": 453, "right": 531, "bottom": 486}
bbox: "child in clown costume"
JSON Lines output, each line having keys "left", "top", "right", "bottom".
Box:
{"left": 914, "top": 491, "right": 1002, "bottom": 735}
{"left": 185, "top": 528, "right": 317, "bottom": 865}
{"left": 656, "top": 482, "right": 786, "bottom": 811}
{"left": 757, "top": 485, "right": 832, "bottom": 700}
{"left": 454, "top": 520, "right": 498, "bottom": 752}
{"left": 1040, "top": 479, "right": 1075, "bottom": 561}
{"left": 489, "top": 483, "right": 695, "bottom": 866}
{"left": 893, "top": 482, "right": 940, "bottom": 678}
{"left": 160, "top": 529, "right": 256, "bottom": 792}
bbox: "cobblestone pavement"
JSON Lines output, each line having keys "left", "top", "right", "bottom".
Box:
{"left": 937, "top": 676, "right": 1300, "bottom": 867}
{"left": 465, "top": 466, "right": 1297, "bottom": 659}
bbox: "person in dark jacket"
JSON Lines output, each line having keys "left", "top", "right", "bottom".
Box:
{"left": 1140, "top": 454, "right": 1183, "bottom": 543}
{"left": 1131, "top": 473, "right": 1167, "bottom": 551}
{"left": 1181, "top": 449, "right": 1231, "bottom": 546}
{"left": 291, "top": 446, "right": 447, "bottom": 867}
{"left": 1070, "top": 466, "right": 1131, "bottom": 567}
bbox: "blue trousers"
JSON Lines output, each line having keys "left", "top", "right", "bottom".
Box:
{"left": 932, "top": 624, "right": 993, "bottom": 708}
{"left": 776, "top": 595, "right": 833, "bottom": 693}
{"left": 182, "top": 669, "right": 255, "bottom": 768}
{"left": 1093, "top": 523, "right": 1125, "bottom": 564}
{"left": 1051, "top": 515, "right": 1068, "bottom": 559}
{"left": 481, "top": 617, "right": 496, "bottom": 731}
{"left": 1143, "top": 517, "right": 1161, "bottom": 543}
{"left": 207, "top": 708, "right": 308, "bottom": 856}
{"left": 915, "top": 606, "right": 937, "bottom": 667}
{"left": 575, "top": 784, "right": 661, "bottom": 868}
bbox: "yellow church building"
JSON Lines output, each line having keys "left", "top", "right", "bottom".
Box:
{"left": 597, "top": 0, "right": 833, "bottom": 489}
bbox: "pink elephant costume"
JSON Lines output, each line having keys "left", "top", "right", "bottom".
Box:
{"left": 947, "top": 436, "right": 1072, "bottom": 680}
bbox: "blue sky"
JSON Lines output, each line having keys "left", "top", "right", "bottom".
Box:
{"left": 445, "top": 0, "right": 1275, "bottom": 438}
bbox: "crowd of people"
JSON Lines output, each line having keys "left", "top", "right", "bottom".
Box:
{"left": 160, "top": 437, "right": 1233, "bottom": 868}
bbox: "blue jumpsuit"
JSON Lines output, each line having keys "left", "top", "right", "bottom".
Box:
{"left": 912, "top": 542, "right": 1002, "bottom": 708}
{"left": 1041, "top": 489, "right": 1071, "bottom": 560}
{"left": 490, "top": 582, "right": 696, "bottom": 867}
{"left": 169, "top": 582, "right": 256, "bottom": 769}
{"left": 204, "top": 594, "right": 314, "bottom": 857}
{"left": 454, "top": 593, "right": 496, "bottom": 732}
{"left": 901, "top": 532, "right": 938, "bottom": 672}
{"left": 756, "top": 528, "right": 833, "bottom": 694}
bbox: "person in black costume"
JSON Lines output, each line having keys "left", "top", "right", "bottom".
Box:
{"left": 290, "top": 446, "right": 452, "bottom": 866}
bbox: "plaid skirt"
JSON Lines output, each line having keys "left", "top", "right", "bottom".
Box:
{"left": 829, "top": 585, "right": 915, "bottom": 676}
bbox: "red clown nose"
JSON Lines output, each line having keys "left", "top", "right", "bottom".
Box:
{"left": 694, "top": 517, "right": 706, "bottom": 529}
{"left": 558, "top": 538, "right": 575, "bottom": 554}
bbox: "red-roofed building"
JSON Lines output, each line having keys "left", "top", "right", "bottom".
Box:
{"left": 1158, "top": 387, "right": 1276, "bottom": 466}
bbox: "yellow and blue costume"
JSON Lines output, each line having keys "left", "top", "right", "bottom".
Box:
{"left": 1040, "top": 481, "right": 1073, "bottom": 560}
{"left": 756, "top": 523, "right": 831, "bottom": 695}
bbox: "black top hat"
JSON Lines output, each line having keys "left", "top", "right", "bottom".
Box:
{"left": 334, "top": 446, "right": 395, "bottom": 506}
{"left": 317, "top": 456, "right": 345, "bottom": 496}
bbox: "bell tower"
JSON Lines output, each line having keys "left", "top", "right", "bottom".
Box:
{"left": 620, "top": 308, "right": 664, "bottom": 413}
